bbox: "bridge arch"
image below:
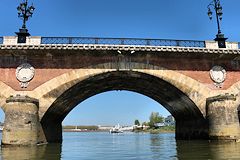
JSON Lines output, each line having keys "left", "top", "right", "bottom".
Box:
{"left": 34, "top": 67, "right": 210, "bottom": 143}
{"left": 32, "top": 64, "right": 211, "bottom": 118}
{"left": 0, "top": 82, "right": 15, "bottom": 110}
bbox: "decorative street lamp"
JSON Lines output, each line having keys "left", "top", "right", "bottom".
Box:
{"left": 16, "top": 0, "right": 35, "bottom": 43}
{"left": 207, "top": 0, "right": 227, "bottom": 48}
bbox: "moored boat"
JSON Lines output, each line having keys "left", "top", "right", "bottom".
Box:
{"left": 109, "top": 124, "right": 123, "bottom": 133}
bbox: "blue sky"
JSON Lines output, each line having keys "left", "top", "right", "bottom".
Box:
{"left": 0, "top": 0, "right": 240, "bottom": 125}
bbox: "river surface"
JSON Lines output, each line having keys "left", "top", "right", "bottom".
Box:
{"left": 0, "top": 132, "right": 240, "bottom": 160}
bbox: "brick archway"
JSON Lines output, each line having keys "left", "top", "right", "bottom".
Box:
{"left": 29, "top": 63, "right": 211, "bottom": 119}
{"left": 32, "top": 67, "right": 210, "bottom": 143}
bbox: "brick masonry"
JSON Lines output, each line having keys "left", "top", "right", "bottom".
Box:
{"left": 0, "top": 46, "right": 239, "bottom": 116}
{"left": 0, "top": 48, "right": 240, "bottom": 91}
{"left": 1, "top": 44, "right": 240, "bottom": 143}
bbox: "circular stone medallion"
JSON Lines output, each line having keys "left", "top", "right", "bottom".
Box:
{"left": 210, "top": 65, "right": 226, "bottom": 84}
{"left": 16, "top": 63, "right": 35, "bottom": 84}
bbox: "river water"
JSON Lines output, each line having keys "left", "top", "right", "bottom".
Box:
{"left": 0, "top": 132, "right": 240, "bottom": 160}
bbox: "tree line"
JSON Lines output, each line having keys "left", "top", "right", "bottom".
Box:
{"left": 134, "top": 112, "right": 164, "bottom": 128}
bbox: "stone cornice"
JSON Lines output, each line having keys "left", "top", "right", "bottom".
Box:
{"left": 0, "top": 44, "right": 239, "bottom": 55}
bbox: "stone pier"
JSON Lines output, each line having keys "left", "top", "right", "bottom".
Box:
{"left": 207, "top": 94, "right": 240, "bottom": 141}
{"left": 1, "top": 95, "right": 41, "bottom": 146}
{"left": 1, "top": 37, "right": 240, "bottom": 145}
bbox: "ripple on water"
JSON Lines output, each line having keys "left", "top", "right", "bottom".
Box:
{"left": 1, "top": 132, "right": 240, "bottom": 160}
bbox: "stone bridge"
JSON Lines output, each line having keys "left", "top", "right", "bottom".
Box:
{"left": 1, "top": 36, "right": 240, "bottom": 145}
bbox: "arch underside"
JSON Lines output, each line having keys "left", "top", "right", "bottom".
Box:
{"left": 41, "top": 71, "right": 208, "bottom": 142}
{"left": 42, "top": 71, "right": 204, "bottom": 123}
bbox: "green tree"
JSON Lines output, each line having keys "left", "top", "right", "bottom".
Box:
{"left": 149, "top": 112, "right": 164, "bottom": 128}
{"left": 142, "top": 121, "right": 149, "bottom": 126}
{"left": 134, "top": 119, "right": 140, "bottom": 126}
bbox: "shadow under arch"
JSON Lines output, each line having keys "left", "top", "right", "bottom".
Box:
{"left": 40, "top": 70, "right": 208, "bottom": 143}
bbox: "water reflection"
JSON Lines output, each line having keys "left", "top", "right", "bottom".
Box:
{"left": 1, "top": 133, "right": 240, "bottom": 160}
{"left": 150, "top": 134, "right": 177, "bottom": 160}
{"left": 1, "top": 144, "right": 61, "bottom": 160}
{"left": 209, "top": 141, "right": 240, "bottom": 159}
{"left": 176, "top": 140, "right": 240, "bottom": 160}
{"left": 150, "top": 134, "right": 162, "bottom": 160}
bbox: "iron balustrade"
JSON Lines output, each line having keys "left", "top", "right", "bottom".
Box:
{"left": 41, "top": 37, "right": 206, "bottom": 48}
{"left": 0, "top": 37, "right": 3, "bottom": 44}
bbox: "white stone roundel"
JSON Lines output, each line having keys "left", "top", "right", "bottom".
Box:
{"left": 210, "top": 65, "right": 226, "bottom": 84}
{"left": 16, "top": 63, "right": 35, "bottom": 83}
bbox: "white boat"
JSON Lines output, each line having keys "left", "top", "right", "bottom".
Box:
{"left": 109, "top": 124, "right": 123, "bottom": 133}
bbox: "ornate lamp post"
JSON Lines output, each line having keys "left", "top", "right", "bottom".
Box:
{"left": 207, "top": 0, "right": 227, "bottom": 48}
{"left": 16, "top": 0, "right": 35, "bottom": 43}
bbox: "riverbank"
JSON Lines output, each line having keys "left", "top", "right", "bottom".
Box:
{"left": 134, "top": 126, "right": 175, "bottom": 134}
{"left": 63, "top": 125, "right": 175, "bottom": 133}
{"left": 63, "top": 129, "right": 108, "bottom": 132}
{"left": 63, "top": 125, "right": 112, "bottom": 132}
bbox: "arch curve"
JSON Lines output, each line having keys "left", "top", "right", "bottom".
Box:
{"left": 42, "top": 70, "right": 203, "bottom": 122}
{"left": 32, "top": 65, "right": 210, "bottom": 120}
{"left": 38, "top": 69, "right": 209, "bottom": 142}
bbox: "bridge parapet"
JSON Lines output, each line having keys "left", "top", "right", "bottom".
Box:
{"left": 1, "top": 36, "right": 239, "bottom": 50}
{"left": 205, "top": 40, "right": 239, "bottom": 49}
{"left": 0, "top": 38, "right": 239, "bottom": 56}
{"left": 3, "top": 36, "right": 41, "bottom": 45}
{"left": 41, "top": 37, "right": 206, "bottom": 48}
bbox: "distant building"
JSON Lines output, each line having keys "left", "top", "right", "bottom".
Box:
{"left": 133, "top": 125, "right": 149, "bottom": 130}
{"left": 154, "top": 123, "right": 165, "bottom": 127}
{"left": 164, "top": 115, "right": 175, "bottom": 126}
{"left": 0, "top": 122, "right": 3, "bottom": 126}
{"left": 98, "top": 125, "right": 113, "bottom": 130}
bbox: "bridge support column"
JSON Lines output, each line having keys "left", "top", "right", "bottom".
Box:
{"left": 1, "top": 95, "right": 41, "bottom": 146}
{"left": 207, "top": 94, "right": 240, "bottom": 141}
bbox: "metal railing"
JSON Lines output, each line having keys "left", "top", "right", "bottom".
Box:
{"left": 0, "top": 37, "right": 3, "bottom": 44}
{"left": 41, "top": 37, "right": 206, "bottom": 48}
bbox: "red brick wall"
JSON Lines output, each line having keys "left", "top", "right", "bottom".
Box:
{"left": 0, "top": 50, "right": 238, "bottom": 91}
